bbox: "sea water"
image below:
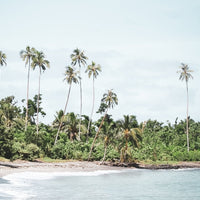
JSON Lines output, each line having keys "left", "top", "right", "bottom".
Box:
{"left": 0, "top": 169, "right": 200, "bottom": 200}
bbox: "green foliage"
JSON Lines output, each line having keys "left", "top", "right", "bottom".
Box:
{"left": 172, "top": 150, "right": 200, "bottom": 161}
{"left": 1, "top": 95, "right": 200, "bottom": 163}
{"left": 51, "top": 142, "right": 66, "bottom": 159}
{"left": 22, "top": 95, "right": 46, "bottom": 124}
{"left": 12, "top": 142, "right": 40, "bottom": 161}
{"left": 106, "top": 146, "right": 120, "bottom": 161}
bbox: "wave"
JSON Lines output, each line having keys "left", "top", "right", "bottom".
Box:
{"left": 3, "top": 169, "right": 126, "bottom": 181}
{"left": 0, "top": 169, "right": 130, "bottom": 199}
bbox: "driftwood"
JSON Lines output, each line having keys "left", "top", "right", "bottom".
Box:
{"left": 0, "top": 162, "right": 19, "bottom": 168}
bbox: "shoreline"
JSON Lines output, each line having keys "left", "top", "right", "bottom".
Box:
{"left": 0, "top": 160, "right": 124, "bottom": 178}
{"left": 1, "top": 160, "right": 200, "bottom": 178}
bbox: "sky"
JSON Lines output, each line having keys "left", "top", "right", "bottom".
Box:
{"left": 0, "top": 0, "right": 200, "bottom": 124}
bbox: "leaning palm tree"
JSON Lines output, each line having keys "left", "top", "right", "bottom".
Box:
{"left": 20, "top": 46, "right": 35, "bottom": 131}
{"left": 54, "top": 66, "right": 79, "bottom": 145}
{"left": 31, "top": 50, "right": 50, "bottom": 135}
{"left": 101, "top": 120, "right": 116, "bottom": 164}
{"left": 0, "top": 51, "right": 7, "bottom": 67}
{"left": 85, "top": 61, "right": 101, "bottom": 141}
{"left": 178, "top": 63, "right": 193, "bottom": 152}
{"left": 71, "top": 48, "right": 87, "bottom": 139}
{"left": 88, "top": 89, "right": 118, "bottom": 160}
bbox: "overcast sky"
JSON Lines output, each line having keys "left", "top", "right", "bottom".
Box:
{"left": 1, "top": 0, "right": 200, "bottom": 124}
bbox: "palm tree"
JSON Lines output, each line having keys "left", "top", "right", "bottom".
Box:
{"left": 100, "top": 118, "right": 116, "bottom": 164}
{"left": 117, "top": 115, "right": 142, "bottom": 162}
{"left": 0, "top": 51, "right": 7, "bottom": 67}
{"left": 71, "top": 48, "right": 87, "bottom": 139}
{"left": 31, "top": 50, "right": 50, "bottom": 135}
{"left": 88, "top": 89, "right": 118, "bottom": 160}
{"left": 178, "top": 63, "right": 193, "bottom": 152}
{"left": 54, "top": 66, "right": 79, "bottom": 145}
{"left": 85, "top": 61, "right": 101, "bottom": 142}
{"left": 65, "top": 112, "right": 87, "bottom": 141}
{"left": 20, "top": 46, "right": 35, "bottom": 131}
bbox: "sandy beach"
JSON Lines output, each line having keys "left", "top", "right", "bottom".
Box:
{"left": 0, "top": 160, "right": 125, "bottom": 177}
{"left": 1, "top": 160, "right": 200, "bottom": 178}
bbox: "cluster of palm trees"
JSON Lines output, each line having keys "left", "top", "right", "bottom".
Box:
{"left": 54, "top": 48, "right": 103, "bottom": 145}
{"left": 1, "top": 48, "right": 120, "bottom": 159}
{"left": 20, "top": 47, "right": 50, "bottom": 135}
{"left": 0, "top": 49, "right": 194, "bottom": 154}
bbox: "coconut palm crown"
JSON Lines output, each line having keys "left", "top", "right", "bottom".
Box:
{"left": 71, "top": 48, "right": 87, "bottom": 67}
{"left": 86, "top": 61, "right": 101, "bottom": 79}
{"left": 0, "top": 51, "right": 7, "bottom": 66}
{"left": 31, "top": 51, "right": 50, "bottom": 71}
{"left": 178, "top": 63, "right": 193, "bottom": 82}
{"left": 64, "top": 66, "right": 79, "bottom": 84}
{"left": 102, "top": 89, "right": 118, "bottom": 109}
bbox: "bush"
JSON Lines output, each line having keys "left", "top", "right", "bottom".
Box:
{"left": 23, "top": 143, "right": 40, "bottom": 161}
{"left": 12, "top": 142, "right": 40, "bottom": 161}
{"left": 91, "top": 143, "right": 104, "bottom": 161}
{"left": 50, "top": 142, "right": 66, "bottom": 159}
{"left": 105, "top": 146, "right": 120, "bottom": 161}
{"left": 12, "top": 142, "right": 24, "bottom": 160}
{"left": 172, "top": 150, "right": 200, "bottom": 161}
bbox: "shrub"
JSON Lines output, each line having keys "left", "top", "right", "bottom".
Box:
{"left": 172, "top": 150, "right": 200, "bottom": 161}
{"left": 11, "top": 142, "right": 40, "bottom": 161}
{"left": 23, "top": 143, "right": 40, "bottom": 161}
{"left": 105, "top": 146, "right": 120, "bottom": 161}
{"left": 50, "top": 142, "right": 66, "bottom": 159}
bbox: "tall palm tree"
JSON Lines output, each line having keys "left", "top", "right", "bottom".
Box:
{"left": 0, "top": 51, "right": 7, "bottom": 67}
{"left": 31, "top": 50, "right": 50, "bottom": 135}
{"left": 178, "top": 63, "right": 193, "bottom": 152}
{"left": 71, "top": 48, "right": 87, "bottom": 139}
{"left": 88, "top": 89, "right": 118, "bottom": 160}
{"left": 20, "top": 46, "right": 35, "bottom": 131}
{"left": 54, "top": 66, "right": 79, "bottom": 145}
{"left": 85, "top": 61, "right": 101, "bottom": 142}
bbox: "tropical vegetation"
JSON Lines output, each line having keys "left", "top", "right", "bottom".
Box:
{"left": 0, "top": 48, "right": 198, "bottom": 164}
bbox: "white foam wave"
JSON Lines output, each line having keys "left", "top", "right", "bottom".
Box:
{"left": 3, "top": 169, "right": 123, "bottom": 182}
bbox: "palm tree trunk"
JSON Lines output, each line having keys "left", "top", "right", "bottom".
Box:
{"left": 36, "top": 67, "right": 41, "bottom": 135}
{"left": 25, "top": 59, "right": 31, "bottom": 131}
{"left": 78, "top": 64, "right": 82, "bottom": 140}
{"left": 54, "top": 84, "right": 72, "bottom": 145}
{"left": 101, "top": 143, "right": 108, "bottom": 164}
{"left": 88, "top": 109, "right": 108, "bottom": 160}
{"left": 125, "top": 136, "right": 128, "bottom": 151}
{"left": 86, "top": 75, "right": 95, "bottom": 142}
{"left": 186, "top": 81, "right": 189, "bottom": 152}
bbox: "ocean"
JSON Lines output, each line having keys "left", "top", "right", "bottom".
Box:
{"left": 0, "top": 169, "right": 200, "bottom": 200}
